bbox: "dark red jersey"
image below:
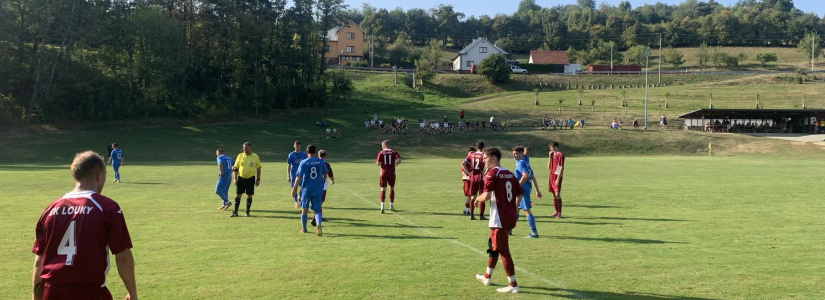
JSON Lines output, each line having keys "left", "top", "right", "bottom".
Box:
{"left": 549, "top": 151, "right": 565, "bottom": 177}
{"left": 33, "top": 191, "right": 132, "bottom": 286}
{"left": 377, "top": 148, "right": 401, "bottom": 175}
{"left": 483, "top": 167, "right": 523, "bottom": 229}
{"left": 464, "top": 151, "right": 486, "bottom": 178}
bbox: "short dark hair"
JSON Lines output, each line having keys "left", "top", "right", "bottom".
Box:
{"left": 71, "top": 151, "right": 105, "bottom": 180}
{"left": 217, "top": 148, "right": 224, "bottom": 154}
{"left": 467, "top": 147, "right": 476, "bottom": 153}
{"left": 294, "top": 141, "right": 301, "bottom": 146}
{"left": 476, "top": 140, "right": 485, "bottom": 150}
{"left": 306, "top": 145, "right": 317, "bottom": 154}
{"left": 551, "top": 142, "right": 560, "bottom": 148}
{"left": 484, "top": 147, "right": 501, "bottom": 161}
{"left": 512, "top": 146, "right": 524, "bottom": 153}
{"left": 318, "top": 150, "right": 327, "bottom": 158}
{"left": 112, "top": 143, "right": 118, "bottom": 148}
{"left": 243, "top": 142, "right": 252, "bottom": 147}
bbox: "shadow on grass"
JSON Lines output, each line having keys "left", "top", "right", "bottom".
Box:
{"left": 565, "top": 204, "right": 628, "bottom": 209}
{"left": 534, "top": 218, "right": 623, "bottom": 226}
{"left": 572, "top": 216, "right": 694, "bottom": 222}
{"left": 345, "top": 222, "right": 442, "bottom": 229}
{"left": 548, "top": 235, "right": 687, "bottom": 244}
{"left": 323, "top": 233, "right": 454, "bottom": 240}
{"left": 520, "top": 286, "right": 719, "bottom": 299}
{"left": 401, "top": 211, "right": 466, "bottom": 217}
{"left": 0, "top": 165, "right": 66, "bottom": 170}
{"left": 121, "top": 182, "right": 166, "bottom": 185}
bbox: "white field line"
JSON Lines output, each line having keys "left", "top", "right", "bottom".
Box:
{"left": 340, "top": 186, "right": 591, "bottom": 300}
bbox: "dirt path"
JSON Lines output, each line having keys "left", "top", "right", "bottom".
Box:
{"left": 751, "top": 133, "right": 825, "bottom": 146}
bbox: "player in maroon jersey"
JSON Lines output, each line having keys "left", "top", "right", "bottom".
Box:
{"left": 548, "top": 142, "right": 565, "bottom": 218}
{"left": 461, "top": 147, "right": 476, "bottom": 215}
{"left": 376, "top": 140, "right": 401, "bottom": 213}
{"left": 463, "top": 141, "right": 487, "bottom": 220}
{"left": 474, "top": 147, "right": 523, "bottom": 293}
{"left": 32, "top": 151, "right": 137, "bottom": 300}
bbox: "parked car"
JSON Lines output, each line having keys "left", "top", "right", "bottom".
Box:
{"left": 510, "top": 65, "right": 528, "bottom": 74}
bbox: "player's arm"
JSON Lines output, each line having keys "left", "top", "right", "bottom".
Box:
{"left": 255, "top": 167, "right": 261, "bottom": 186}
{"left": 555, "top": 165, "right": 564, "bottom": 186}
{"left": 531, "top": 174, "right": 542, "bottom": 199}
{"left": 287, "top": 163, "right": 291, "bottom": 182}
{"left": 476, "top": 191, "right": 492, "bottom": 203}
{"left": 217, "top": 163, "right": 223, "bottom": 177}
{"left": 291, "top": 175, "right": 302, "bottom": 198}
{"left": 32, "top": 254, "right": 44, "bottom": 300}
{"left": 518, "top": 172, "right": 530, "bottom": 186}
{"left": 114, "top": 249, "right": 138, "bottom": 300}
{"left": 395, "top": 153, "right": 401, "bottom": 166}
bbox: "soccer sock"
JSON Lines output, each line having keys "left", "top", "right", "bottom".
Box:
{"left": 469, "top": 199, "right": 476, "bottom": 215}
{"left": 380, "top": 190, "right": 386, "bottom": 203}
{"left": 553, "top": 198, "right": 559, "bottom": 213}
{"left": 484, "top": 266, "right": 495, "bottom": 278}
{"left": 234, "top": 197, "right": 241, "bottom": 213}
{"left": 246, "top": 198, "right": 252, "bottom": 214}
{"left": 479, "top": 202, "right": 486, "bottom": 217}
{"left": 315, "top": 213, "right": 322, "bottom": 226}
{"left": 389, "top": 190, "right": 395, "bottom": 203}
{"left": 301, "top": 214, "right": 307, "bottom": 231}
{"left": 526, "top": 214, "right": 537, "bottom": 234}
{"left": 558, "top": 198, "right": 562, "bottom": 214}
{"left": 507, "top": 275, "right": 518, "bottom": 287}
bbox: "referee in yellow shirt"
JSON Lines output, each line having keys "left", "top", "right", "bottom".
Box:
{"left": 232, "top": 142, "right": 262, "bottom": 217}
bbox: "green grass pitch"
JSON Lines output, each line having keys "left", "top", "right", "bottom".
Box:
{"left": 3, "top": 155, "right": 825, "bottom": 299}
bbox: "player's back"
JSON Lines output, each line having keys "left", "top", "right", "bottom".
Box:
{"left": 467, "top": 152, "right": 485, "bottom": 176}
{"left": 34, "top": 191, "right": 131, "bottom": 286}
{"left": 218, "top": 155, "right": 234, "bottom": 176}
{"left": 298, "top": 157, "right": 327, "bottom": 195}
{"left": 485, "top": 167, "right": 522, "bottom": 229}
{"left": 377, "top": 149, "right": 399, "bottom": 173}
{"left": 111, "top": 149, "right": 123, "bottom": 161}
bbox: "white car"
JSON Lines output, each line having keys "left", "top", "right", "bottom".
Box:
{"left": 510, "top": 65, "right": 528, "bottom": 74}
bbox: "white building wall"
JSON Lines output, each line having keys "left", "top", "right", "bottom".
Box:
{"left": 454, "top": 40, "right": 505, "bottom": 71}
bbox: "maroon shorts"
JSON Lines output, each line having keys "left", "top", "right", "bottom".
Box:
{"left": 43, "top": 283, "right": 113, "bottom": 300}
{"left": 463, "top": 180, "right": 472, "bottom": 196}
{"left": 379, "top": 174, "right": 396, "bottom": 187}
{"left": 469, "top": 179, "right": 483, "bottom": 196}
{"left": 549, "top": 176, "right": 563, "bottom": 194}
{"left": 489, "top": 228, "right": 511, "bottom": 252}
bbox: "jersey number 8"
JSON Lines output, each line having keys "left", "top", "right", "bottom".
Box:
{"left": 505, "top": 181, "right": 513, "bottom": 202}
{"left": 309, "top": 167, "right": 318, "bottom": 179}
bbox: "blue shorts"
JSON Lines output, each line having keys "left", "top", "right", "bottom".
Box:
{"left": 300, "top": 192, "right": 323, "bottom": 211}
{"left": 215, "top": 176, "right": 232, "bottom": 193}
{"left": 519, "top": 187, "right": 532, "bottom": 210}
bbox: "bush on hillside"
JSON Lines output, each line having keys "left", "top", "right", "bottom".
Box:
{"left": 478, "top": 53, "right": 511, "bottom": 84}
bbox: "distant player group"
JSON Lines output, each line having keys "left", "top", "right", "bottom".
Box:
{"left": 31, "top": 137, "right": 563, "bottom": 298}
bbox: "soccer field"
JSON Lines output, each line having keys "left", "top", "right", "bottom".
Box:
{"left": 3, "top": 155, "right": 824, "bottom": 299}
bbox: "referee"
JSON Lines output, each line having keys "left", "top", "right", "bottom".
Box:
{"left": 232, "top": 142, "right": 262, "bottom": 217}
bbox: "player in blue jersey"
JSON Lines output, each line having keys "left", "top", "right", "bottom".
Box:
{"left": 287, "top": 141, "right": 308, "bottom": 208}
{"left": 291, "top": 145, "right": 328, "bottom": 236}
{"left": 513, "top": 146, "right": 542, "bottom": 238}
{"left": 215, "top": 148, "right": 235, "bottom": 210}
{"left": 107, "top": 143, "right": 124, "bottom": 183}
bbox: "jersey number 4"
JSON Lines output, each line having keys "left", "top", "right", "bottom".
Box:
{"left": 58, "top": 220, "right": 78, "bottom": 265}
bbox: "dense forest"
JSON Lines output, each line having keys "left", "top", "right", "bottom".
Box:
{"left": 0, "top": 0, "right": 823, "bottom": 125}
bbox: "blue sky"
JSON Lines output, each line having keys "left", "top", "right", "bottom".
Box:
{"left": 343, "top": 0, "right": 823, "bottom": 18}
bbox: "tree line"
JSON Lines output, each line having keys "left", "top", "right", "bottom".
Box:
{"left": 1, "top": 0, "right": 823, "bottom": 126}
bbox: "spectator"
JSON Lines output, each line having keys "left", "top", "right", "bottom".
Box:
{"left": 632, "top": 118, "right": 639, "bottom": 130}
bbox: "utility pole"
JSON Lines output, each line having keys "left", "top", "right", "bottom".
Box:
{"left": 813, "top": 32, "right": 817, "bottom": 72}
{"left": 644, "top": 48, "right": 650, "bottom": 129}
{"left": 658, "top": 33, "right": 662, "bottom": 85}
{"left": 370, "top": 35, "right": 374, "bottom": 69}
{"left": 610, "top": 41, "right": 614, "bottom": 76}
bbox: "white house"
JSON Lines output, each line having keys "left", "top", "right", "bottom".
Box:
{"left": 452, "top": 38, "right": 508, "bottom": 73}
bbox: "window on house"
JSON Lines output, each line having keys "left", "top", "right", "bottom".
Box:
{"left": 347, "top": 32, "right": 355, "bottom": 39}
{"left": 466, "top": 61, "right": 474, "bottom": 68}
{"left": 479, "top": 47, "right": 487, "bottom": 53}
{"left": 324, "top": 45, "right": 331, "bottom": 53}
{"left": 346, "top": 46, "right": 355, "bottom": 53}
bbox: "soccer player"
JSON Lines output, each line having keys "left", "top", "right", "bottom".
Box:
{"left": 291, "top": 145, "right": 328, "bottom": 235}
{"left": 463, "top": 141, "right": 486, "bottom": 220}
{"left": 548, "top": 142, "right": 565, "bottom": 218}
{"left": 32, "top": 151, "right": 137, "bottom": 300}
{"left": 311, "top": 150, "right": 334, "bottom": 226}
{"left": 376, "top": 140, "right": 401, "bottom": 213}
{"left": 474, "top": 147, "right": 523, "bottom": 293}
{"left": 462, "top": 147, "right": 476, "bottom": 215}
{"left": 513, "top": 146, "right": 542, "bottom": 238}
{"left": 107, "top": 143, "right": 124, "bottom": 183}
{"left": 232, "top": 142, "right": 262, "bottom": 217}
{"left": 287, "top": 141, "right": 307, "bottom": 208}
{"left": 215, "top": 148, "right": 235, "bottom": 210}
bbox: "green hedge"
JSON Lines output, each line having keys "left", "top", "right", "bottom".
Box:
{"left": 521, "top": 64, "right": 565, "bottom": 73}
